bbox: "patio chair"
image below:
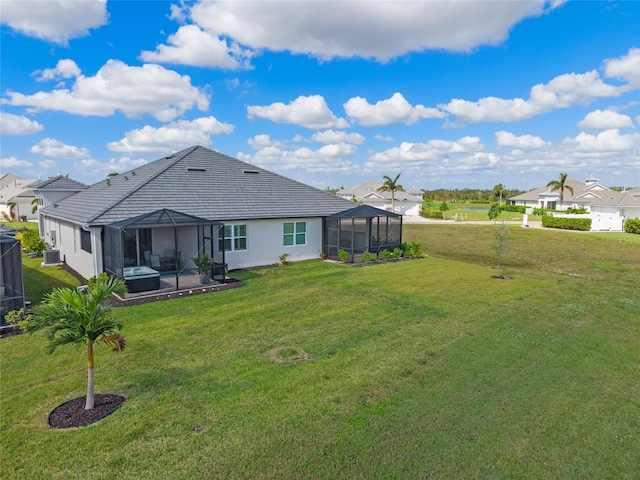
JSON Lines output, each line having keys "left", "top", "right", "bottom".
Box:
{"left": 150, "top": 254, "right": 161, "bottom": 270}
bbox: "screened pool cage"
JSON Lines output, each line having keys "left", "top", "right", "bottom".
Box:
{"left": 324, "top": 205, "right": 402, "bottom": 262}
{"left": 103, "top": 209, "right": 225, "bottom": 292}
{"left": 1, "top": 234, "right": 25, "bottom": 325}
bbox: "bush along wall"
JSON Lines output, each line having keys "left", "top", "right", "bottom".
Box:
{"left": 499, "top": 204, "right": 527, "bottom": 213}
{"left": 623, "top": 218, "right": 640, "bottom": 234}
{"left": 542, "top": 216, "right": 592, "bottom": 231}
{"left": 422, "top": 211, "right": 444, "bottom": 219}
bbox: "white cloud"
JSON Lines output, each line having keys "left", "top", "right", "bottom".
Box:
{"left": 0, "top": 112, "right": 44, "bottom": 136}
{"left": 241, "top": 131, "right": 358, "bottom": 173}
{"left": 140, "top": 25, "right": 254, "bottom": 70}
{"left": 604, "top": 47, "right": 640, "bottom": 89}
{"left": 74, "top": 157, "right": 149, "bottom": 176}
{"left": 374, "top": 134, "right": 394, "bottom": 142}
{"left": 248, "top": 134, "right": 283, "bottom": 149}
{"left": 0, "top": 156, "right": 33, "bottom": 168}
{"left": 38, "top": 160, "right": 58, "bottom": 169}
{"left": 247, "top": 95, "right": 349, "bottom": 129}
{"left": 366, "top": 136, "right": 485, "bottom": 170}
{"left": 495, "top": 131, "right": 550, "bottom": 149}
{"left": 3, "top": 60, "right": 209, "bottom": 122}
{"left": 561, "top": 129, "right": 640, "bottom": 155}
{"left": 441, "top": 70, "right": 623, "bottom": 124}
{"left": 344, "top": 92, "right": 444, "bottom": 126}
{"left": 577, "top": 109, "right": 635, "bottom": 130}
{"left": 107, "top": 116, "right": 234, "bottom": 154}
{"left": 311, "top": 130, "right": 365, "bottom": 145}
{"left": 33, "top": 59, "right": 81, "bottom": 82}
{"left": 0, "top": 0, "right": 108, "bottom": 45}
{"left": 30, "top": 138, "right": 90, "bottom": 159}
{"left": 187, "top": 0, "right": 562, "bottom": 62}
{"left": 244, "top": 145, "right": 355, "bottom": 173}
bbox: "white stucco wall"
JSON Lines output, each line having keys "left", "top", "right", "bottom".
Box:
{"left": 220, "top": 217, "right": 323, "bottom": 270}
{"left": 41, "top": 216, "right": 96, "bottom": 279}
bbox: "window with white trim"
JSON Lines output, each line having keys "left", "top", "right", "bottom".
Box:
{"left": 220, "top": 224, "right": 247, "bottom": 252}
{"left": 283, "top": 221, "right": 306, "bottom": 246}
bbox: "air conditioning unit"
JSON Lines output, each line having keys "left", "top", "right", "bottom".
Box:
{"left": 42, "top": 249, "right": 61, "bottom": 265}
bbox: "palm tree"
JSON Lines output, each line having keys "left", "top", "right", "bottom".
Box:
{"left": 378, "top": 173, "right": 404, "bottom": 212}
{"left": 493, "top": 183, "right": 506, "bottom": 205}
{"left": 31, "top": 197, "right": 39, "bottom": 215}
{"left": 23, "top": 276, "right": 127, "bottom": 410}
{"left": 546, "top": 173, "right": 574, "bottom": 206}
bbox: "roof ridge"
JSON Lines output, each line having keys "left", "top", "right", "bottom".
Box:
{"left": 86, "top": 146, "right": 198, "bottom": 223}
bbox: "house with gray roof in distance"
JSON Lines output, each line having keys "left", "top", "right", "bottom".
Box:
{"left": 508, "top": 176, "right": 611, "bottom": 212}
{"left": 337, "top": 180, "right": 422, "bottom": 216}
{"left": 37, "top": 146, "right": 402, "bottom": 285}
{"left": 0, "top": 174, "right": 37, "bottom": 221}
{"left": 589, "top": 187, "right": 640, "bottom": 231}
{"left": 31, "top": 175, "right": 88, "bottom": 233}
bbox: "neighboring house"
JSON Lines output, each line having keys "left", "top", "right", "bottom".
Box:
{"left": 508, "top": 176, "right": 611, "bottom": 212}
{"left": 406, "top": 187, "right": 423, "bottom": 199}
{"left": 337, "top": 180, "right": 422, "bottom": 216}
{"left": 589, "top": 187, "right": 640, "bottom": 231}
{"left": 0, "top": 175, "right": 37, "bottom": 221}
{"left": 37, "top": 146, "right": 399, "bottom": 281}
{"left": 31, "top": 175, "right": 88, "bottom": 238}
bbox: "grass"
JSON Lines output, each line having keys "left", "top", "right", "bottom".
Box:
{"left": 1, "top": 224, "right": 639, "bottom": 479}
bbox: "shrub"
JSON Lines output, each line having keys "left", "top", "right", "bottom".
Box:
{"left": 542, "top": 216, "right": 592, "bottom": 231}
{"left": 623, "top": 218, "right": 640, "bottom": 234}
{"left": 402, "top": 241, "right": 423, "bottom": 258}
{"left": 565, "top": 206, "right": 588, "bottom": 214}
{"left": 391, "top": 247, "right": 404, "bottom": 258}
{"left": 488, "top": 203, "right": 501, "bottom": 221}
{"left": 338, "top": 249, "right": 351, "bottom": 263}
{"left": 499, "top": 204, "right": 527, "bottom": 213}
{"left": 19, "top": 229, "right": 46, "bottom": 255}
{"left": 422, "top": 211, "right": 444, "bottom": 219}
{"left": 88, "top": 272, "right": 110, "bottom": 291}
{"left": 378, "top": 249, "right": 392, "bottom": 261}
{"left": 360, "top": 251, "right": 377, "bottom": 263}
{"left": 533, "top": 208, "right": 552, "bottom": 216}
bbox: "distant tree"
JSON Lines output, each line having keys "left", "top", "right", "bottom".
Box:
{"left": 546, "top": 173, "right": 574, "bottom": 205}
{"left": 378, "top": 173, "right": 404, "bottom": 212}
{"left": 22, "top": 276, "right": 127, "bottom": 410}
{"left": 488, "top": 202, "right": 501, "bottom": 222}
{"left": 107, "top": 172, "right": 120, "bottom": 178}
{"left": 439, "top": 199, "right": 449, "bottom": 218}
{"left": 31, "top": 197, "right": 39, "bottom": 214}
{"left": 493, "top": 183, "right": 506, "bottom": 205}
{"left": 7, "top": 202, "right": 17, "bottom": 221}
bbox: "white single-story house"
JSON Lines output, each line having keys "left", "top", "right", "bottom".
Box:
{"left": 589, "top": 187, "right": 640, "bottom": 231}
{"left": 509, "top": 176, "right": 611, "bottom": 212}
{"left": 36, "top": 146, "right": 403, "bottom": 283}
{"left": 337, "top": 180, "right": 422, "bottom": 216}
{"left": 0, "top": 174, "right": 37, "bottom": 221}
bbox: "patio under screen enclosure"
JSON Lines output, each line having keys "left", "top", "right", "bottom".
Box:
{"left": 323, "top": 205, "right": 403, "bottom": 261}
{"left": 103, "top": 209, "right": 226, "bottom": 292}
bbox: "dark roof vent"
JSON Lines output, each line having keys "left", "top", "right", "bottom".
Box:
{"left": 131, "top": 170, "right": 136, "bottom": 176}
{"left": 124, "top": 176, "right": 129, "bottom": 181}
{"left": 187, "top": 167, "right": 206, "bottom": 172}
{"left": 106, "top": 179, "right": 110, "bottom": 186}
{"left": 243, "top": 169, "right": 259, "bottom": 174}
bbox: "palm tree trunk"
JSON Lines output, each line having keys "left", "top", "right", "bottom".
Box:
{"left": 86, "top": 343, "right": 94, "bottom": 410}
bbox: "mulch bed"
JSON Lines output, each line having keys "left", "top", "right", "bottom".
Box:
{"left": 47, "top": 393, "right": 125, "bottom": 429}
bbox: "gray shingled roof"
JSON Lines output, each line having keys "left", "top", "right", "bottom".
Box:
{"left": 592, "top": 188, "right": 640, "bottom": 207}
{"left": 40, "top": 146, "right": 355, "bottom": 225}
{"left": 509, "top": 178, "right": 609, "bottom": 203}
{"left": 30, "top": 175, "right": 88, "bottom": 191}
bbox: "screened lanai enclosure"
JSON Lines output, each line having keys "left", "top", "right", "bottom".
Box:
{"left": 324, "top": 205, "right": 402, "bottom": 262}
{"left": 103, "top": 209, "right": 226, "bottom": 293}
{"left": 1, "top": 234, "right": 25, "bottom": 325}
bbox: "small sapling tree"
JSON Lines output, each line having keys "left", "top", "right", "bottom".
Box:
{"left": 491, "top": 220, "right": 510, "bottom": 279}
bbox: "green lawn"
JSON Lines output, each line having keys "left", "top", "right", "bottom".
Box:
{"left": 1, "top": 225, "right": 639, "bottom": 479}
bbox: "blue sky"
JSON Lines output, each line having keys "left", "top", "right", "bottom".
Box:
{"left": 1, "top": 0, "right": 639, "bottom": 191}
